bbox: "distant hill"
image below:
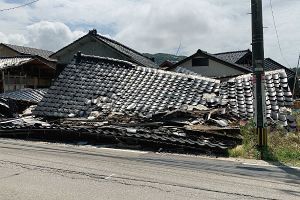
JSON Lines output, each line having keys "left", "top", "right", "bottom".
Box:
{"left": 143, "top": 53, "right": 186, "bottom": 65}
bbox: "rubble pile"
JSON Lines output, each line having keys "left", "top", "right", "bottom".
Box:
{"left": 0, "top": 98, "right": 13, "bottom": 118}
{"left": 0, "top": 88, "right": 47, "bottom": 118}
{"left": 0, "top": 107, "right": 241, "bottom": 153}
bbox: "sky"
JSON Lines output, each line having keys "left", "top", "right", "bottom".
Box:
{"left": 0, "top": 0, "right": 299, "bottom": 67}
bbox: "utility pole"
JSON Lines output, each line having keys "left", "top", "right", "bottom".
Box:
{"left": 251, "top": 0, "right": 268, "bottom": 158}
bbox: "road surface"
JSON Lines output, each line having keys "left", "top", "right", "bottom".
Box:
{"left": 0, "top": 138, "right": 299, "bottom": 200}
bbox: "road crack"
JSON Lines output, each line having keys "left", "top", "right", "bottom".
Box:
{"left": 0, "top": 159, "right": 279, "bottom": 199}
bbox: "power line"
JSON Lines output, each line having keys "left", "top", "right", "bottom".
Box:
{"left": 292, "top": 53, "right": 300, "bottom": 98}
{"left": 0, "top": 0, "right": 40, "bottom": 12}
{"left": 269, "top": 0, "right": 291, "bottom": 68}
{"left": 175, "top": 40, "right": 182, "bottom": 56}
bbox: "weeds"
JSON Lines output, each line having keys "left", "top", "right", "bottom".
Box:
{"left": 229, "top": 115, "right": 300, "bottom": 167}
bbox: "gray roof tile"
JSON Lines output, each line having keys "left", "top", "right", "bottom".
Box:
{"left": 0, "top": 88, "right": 47, "bottom": 103}
{"left": 96, "top": 35, "right": 158, "bottom": 69}
{"left": 2, "top": 43, "right": 54, "bottom": 61}
{"left": 214, "top": 50, "right": 250, "bottom": 64}
{"left": 33, "top": 54, "right": 220, "bottom": 118}
{"left": 0, "top": 56, "right": 33, "bottom": 70}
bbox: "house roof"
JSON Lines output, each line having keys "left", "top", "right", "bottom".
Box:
{"left": 33, "top": 53, "right": 220, "bottom": 118}
{"left": 50, "top": 29, "right": 158, "bottom": 68}
{"left": 214, "top": 49, "right": 251, "bottom": 64}
{"left": 0, "top": 88, "right": 47, "bottom": 103}
{"left": 264, "top": 58, "right": 295, "bottom": 79}
{"left": 0, "top": 56, "right": 56, "bottom": 71}
{"left": 168, "top": 49, "right": 252, "bottom": 75}
{"left": 214, "top": 49, "right": 295, "bottom": 79}
{"left": 1, "top": 43, "right": 55, "bottom": 61}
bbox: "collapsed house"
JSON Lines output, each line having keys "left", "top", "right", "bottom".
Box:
{"left": 0, "top": 50, "right": 295, "bottom": 153}
{"left": 0, "top": 35, "right": 296, "bottom": 153}
{"left": 0, "top": 53, "right": 242, "bottom": 153}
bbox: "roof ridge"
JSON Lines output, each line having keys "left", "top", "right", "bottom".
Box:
{"left": 0, "top": 55, "right": 35, "bottom": 59}
{"left": 214, "top": 49, "right": 251, "bottom": 55}
{"left": 75, "top": 53, "right": 138, "bottom": 67}
{"left": 96, "top": 34, "right": 152, "bottom": 60}
{"left": 1, "top": 43, "right": 54, "bottom": 53}
{"left": 75, "top": 53, "right": 219, "bottom": 83}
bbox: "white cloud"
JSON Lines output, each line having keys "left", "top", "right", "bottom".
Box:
{"left": 25, "top": 21, "right": 85, "bottom": 51}
{"left": 0, "top": 0, "right": 299, "bottom": 67}
{"left": 0, "top": 32, "right": 27, "bottom": 45}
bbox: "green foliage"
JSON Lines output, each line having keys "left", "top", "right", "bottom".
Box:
{"left": 228, "top": 117, "right": 300, "bottom": 167}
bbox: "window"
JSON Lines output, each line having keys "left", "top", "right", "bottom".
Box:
{"left": 192, "top": 58, "right": 209, "bottom": 66}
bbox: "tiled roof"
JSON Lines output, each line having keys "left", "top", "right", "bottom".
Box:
{"left": 220, "top": 69, "right": 294, "bottom": 127}
{"left": 50, "top": 30, "right": 158, "bottom": 68}
{"left": 96, "top": 35, "right": 158, "bottom": 69}
{"left": 214, "top": 50, "right": 295, "bottom": 79}
{"left": 0, "top": 56, "right": 32, "bottom": 70}
{"left": 0, "top": 56, "right": 56, "bottom": 70}
{"left": 214, "top": 50, "right": 250, "bottom": 64}
{"left": 169, "top": 49, "right": 252, "bottom": 74}
{"left": 33, "top": 54, "right": 220, "bottom": 118}
{"left": 0, "top": 88, "right": 47, "bottom": 103}
{"left": 1, "top": 43, "right": 54, "bottom": 61}
{"left": 264, "top": 58, "right": 295, "bottom": 79}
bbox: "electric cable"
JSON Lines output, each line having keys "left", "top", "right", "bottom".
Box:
{"left": 269, "top": 0, "right": 291, "bottom": 68}
{"left": 0, "top": 0, "right": 39, "bottom": 12}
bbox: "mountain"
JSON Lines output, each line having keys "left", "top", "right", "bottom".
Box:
{"left": 143, "top": 53, "right": 186, "bottom": 65}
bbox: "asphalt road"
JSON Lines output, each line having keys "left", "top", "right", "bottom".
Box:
{"left": 0, "top": 138, "right": 299, "bottom": 200}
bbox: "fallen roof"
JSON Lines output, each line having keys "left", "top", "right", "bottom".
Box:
{"left": 0, "top": 88, "right": 47, "bottom": 104}
{"left": 50, "top": 29, "right": 158, "bottom": 69}
{"left": 1, "top": 43, "right": 55, "bottom": 61}
{"left": 214, "top": 49, "right": 251, "bottom": 64}
{"left": 33, "top": 53, "right": 220, "bottom": 118}
{"left": 0, "top": 56, "right": 56, "bottom": 70}
{"left": 220, "top": 69, "right": 294, "bottom": 127}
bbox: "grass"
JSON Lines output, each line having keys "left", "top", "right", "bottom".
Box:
{"left": 228, "top": 116, "right": 300, "bottom": 167}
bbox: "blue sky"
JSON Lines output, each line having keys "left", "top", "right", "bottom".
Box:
{"left": 0, "top": 0, "right": 299, "bottom": 67}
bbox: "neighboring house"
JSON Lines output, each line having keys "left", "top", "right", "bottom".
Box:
{"left": 0, "top": 56, "right": 56, "bottom": 92}
{"left": 214, "top": 49, "right": 252, "bottom": 67}
{"left": 166, "top": 49, "right": 252, "bottom": 78}
{"left": 0, "top": 43, "right": 57, "bottom": 93}
{"left": 214, "top": 49, "right": 295, "bottom": 80}
{"left": 215, "top": 49, "right": 298, "bottom": 96}
{"left": 0, "top": 43, "right": 56, "bottom": 67}
{"left": 50, "top": 29, "right": 158, "bottom": 70}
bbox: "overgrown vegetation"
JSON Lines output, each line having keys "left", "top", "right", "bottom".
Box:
{"left": 228, "top": 114, "right": 300, "bottom": 167}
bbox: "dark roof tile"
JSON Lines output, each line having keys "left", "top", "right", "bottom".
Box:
{"left": 0, "top": 88, "right": 47, "bottom": 103}
{"left": 34, "top": 54, "right": 220, "bottom": 118}
{"left": 214, "top": 50, "right": 250, "bottom": 64}
{"left": 1, "top": 43, "right": 55, "bottom": 61}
